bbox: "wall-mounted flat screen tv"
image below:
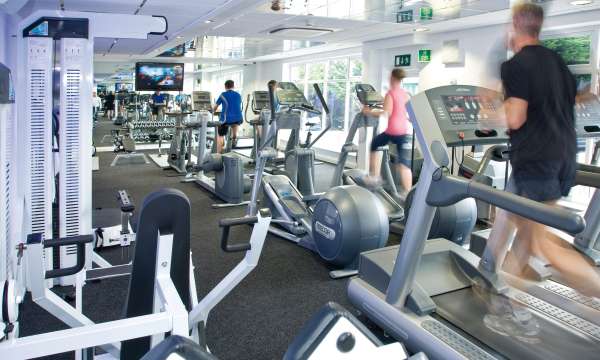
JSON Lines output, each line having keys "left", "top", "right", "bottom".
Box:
{"left": 135, "top": 62, "right": 184, "bottom": 91}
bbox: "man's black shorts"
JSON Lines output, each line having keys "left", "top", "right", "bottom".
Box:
{"left": 218, "top": 122, "right": 242, "bottom": 137}
{"left": 508, "top": 160, "right": 576, "bottom": 202}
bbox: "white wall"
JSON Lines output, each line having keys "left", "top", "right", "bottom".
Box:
{"left": 364, "top": 25, "right": 506, "bottom": 93}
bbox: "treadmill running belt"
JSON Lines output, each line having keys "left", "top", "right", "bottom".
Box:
{"left": 433, "top": 288, "right": 600, "bottom": 360}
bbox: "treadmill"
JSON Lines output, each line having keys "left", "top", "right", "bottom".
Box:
{"left": 348, "top": 85, "right": 599, "bottom": 360}
{"left": 469, "top": 95, "right": 600, "bottom": 325}
{"left": 573, "top": 95, "right": 600, "bottom": 264}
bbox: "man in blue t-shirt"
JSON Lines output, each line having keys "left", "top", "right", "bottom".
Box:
{"left": 213, "top": 80, "right": 243, "bottom": 153}
{"left": 151, "top": 90, "right": 166, "bottom": 120}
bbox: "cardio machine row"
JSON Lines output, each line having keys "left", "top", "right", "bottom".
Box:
{"left": 226, "top": 81, "right": 600, "bottom": 360}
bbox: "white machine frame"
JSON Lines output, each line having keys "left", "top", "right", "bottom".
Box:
{"left": 0, "top": 204, "right": 272, "bottom": 359}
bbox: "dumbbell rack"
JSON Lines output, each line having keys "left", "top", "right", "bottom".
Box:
{"left": 129, "top": 119, "right": 176, "bottom": 143}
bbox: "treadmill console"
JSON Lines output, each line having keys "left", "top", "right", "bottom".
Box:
{"left": 192, "top": 91, "right": 212, "bottom": 112}
{"left": 355, "top": 84, "right": 384, "bottom": 107}
{"left": 277, "top": 82, "right": 311, "bottom": 107}
{"left": 575, "top": 95, "right": 600, "bottom": 138}
{"left": 252, "top": 91, "right": 271, "bottom": 112}
{"left": 424, "top": 86, "right": 507, "bottom": 146}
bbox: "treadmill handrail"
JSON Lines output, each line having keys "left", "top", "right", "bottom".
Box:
{"left": 426, "top": 172, "right": 585, "bottom": 234}
{"left": 576, "top": 169, "right": 600, "bottom": 188}
{"left": 577, "top": 163, "right": 600, "bottom": 174}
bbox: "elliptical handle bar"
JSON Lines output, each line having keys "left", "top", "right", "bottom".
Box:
{"left": 268, "top": 85, "right": 277, "bottom": 125}
{"left": 307, "top": 84, "right": 332, "bottom": 149}
{"left": 313, "top": 83, "right": 330, "bottom": 115}
{"left": 244, "top": 93, "right": 252, "bottom": 124}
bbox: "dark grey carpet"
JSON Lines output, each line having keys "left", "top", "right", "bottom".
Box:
{"left": 20, "top": 116, "right": 400, "bottom": 360}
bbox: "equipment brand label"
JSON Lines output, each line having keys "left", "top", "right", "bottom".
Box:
{"left": 315, "top": 221, "right": 336, "bottom": 240}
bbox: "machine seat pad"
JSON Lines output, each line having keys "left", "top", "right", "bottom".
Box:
{"left": 121, "top": 189, "right": 192, "bottom": 360}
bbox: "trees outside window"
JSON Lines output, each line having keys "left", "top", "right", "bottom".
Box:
{"left": 285, "top": 56, "right": 363, "bottom": 131}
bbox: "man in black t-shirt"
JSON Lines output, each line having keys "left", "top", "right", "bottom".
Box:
{"left": 501, "top": 38, "right": 577, "bottom": 200}
{"left": 481, "top": 2, "right": 600, "bottom": 338}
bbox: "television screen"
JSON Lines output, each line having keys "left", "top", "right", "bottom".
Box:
{"left": 136, "top": 62, "right": 184, "bottom": 91}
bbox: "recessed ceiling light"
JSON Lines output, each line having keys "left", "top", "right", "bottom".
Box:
{"left": 413, "top": 27, "right": 429, "bottom": 33}
{"left": 204, "top": 19, "right": 214, "bottom": 24}
{"left": 176, "top": 36, "right": 184, "bottom": 39}
{"left": 570, "top": 0, "right": 593, "bottom": 5}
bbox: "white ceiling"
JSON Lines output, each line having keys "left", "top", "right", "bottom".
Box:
{"left": 25, "top": 0, "right": 233, "bottom": 55}
{"left": 12, "top": 0, "right": 600, "bottom": 79}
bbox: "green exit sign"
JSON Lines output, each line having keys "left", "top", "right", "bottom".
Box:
{"left": 419, "top": 6, "right": 433, "bottom": 20}
{"left": 418, "top": 49, "right": 432, "bottom": 63}
{"left": 397, "top": 10, "right": 413, "bottom": 23}
{"left": 395, "top": 54, "right": 412, "bottom": 67}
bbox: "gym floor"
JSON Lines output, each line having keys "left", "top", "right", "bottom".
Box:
{"left": 20, "top": 117, "right": 400, "bottom": 360}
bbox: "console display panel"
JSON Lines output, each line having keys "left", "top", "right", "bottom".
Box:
{"left": 276, "top": 82, "right": 309, "bottom": 106}
{"left": 442, "top": 95, "right": 501, "bottom": 128}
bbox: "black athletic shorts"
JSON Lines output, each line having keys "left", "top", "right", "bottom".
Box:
{"left": 218, "top": 122, "right": 242, "bottom": 137}
{"left": 371, "top": 132, "right": 412, "bottom": 167}
{"left": 508, "top": 160, "right": 576, "bottom": 202}
{"left": 151, "top": 106, "right": 160, "bottom": 115}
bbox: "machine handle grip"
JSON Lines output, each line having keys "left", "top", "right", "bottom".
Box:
{"left": 292, "top": 104, "right": 321, "bottom": 116}
{"left": 575, "top": 169, "right": 600, "bottom": 188}
{"left": 313, "top": 83, "right": 330, "bottom": 115}
{"left": 244, "top": 94, "right": 252, "bottom": 123}
{"left": 268, "top": 85, "right": 277, "bottom": 124}
{"left": 306, "top": 84, "right": 331, "bottom": 148}
{"left": 469, "top": 181, "right": 585, "bottom": 234}
{"left": 427, "top": 174, "right": 586, "bottom": 234}
{"left": 30, "top": 234, "right": 93, "bottom": 279}
{"left": 218, "top": 216, "right": 258, "bottom": 253}
{"left": 578, "top": 163, "right": 600, "bottom": 174}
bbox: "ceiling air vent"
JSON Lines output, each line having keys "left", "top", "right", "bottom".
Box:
{"left": 269, "top": 26, "right": 333, "bottom": 38}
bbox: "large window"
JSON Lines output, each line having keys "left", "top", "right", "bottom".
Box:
{"left": 210, "top": 70, "right": 243, "bottom": 102}
{"left": 286, "top": 56, "right": 363, "bottom": 130}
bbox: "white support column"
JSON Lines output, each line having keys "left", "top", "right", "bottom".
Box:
{"left": 358, "top": 47, "right": 384, "bottom": 171}
{"left": 21, "top": 37, "right": 54, "bottom": 290}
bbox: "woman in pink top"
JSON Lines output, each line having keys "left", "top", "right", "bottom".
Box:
{"left": 362, "top": 69, "right": 412, "bottom": 193}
